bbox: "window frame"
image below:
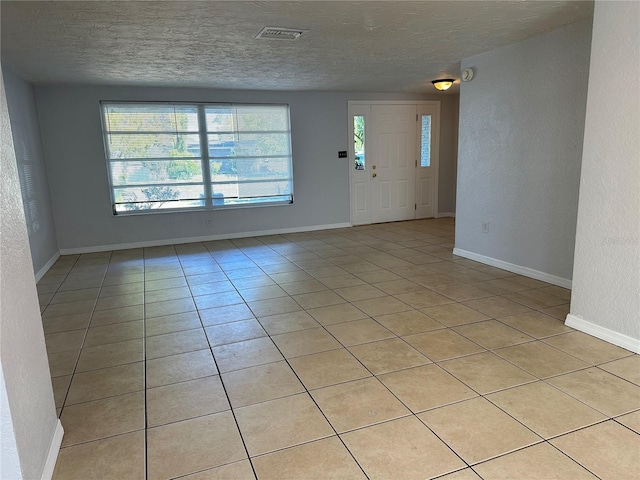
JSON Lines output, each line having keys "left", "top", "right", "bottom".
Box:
{"left": 100, "top": 101, "right": 294, "bottom": 216}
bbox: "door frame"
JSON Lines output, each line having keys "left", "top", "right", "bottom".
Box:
{"left": 348, "top": 100, "right": 441, "bottom": 226}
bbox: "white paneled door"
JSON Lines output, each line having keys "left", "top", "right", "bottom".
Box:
{"left": 370, "top": 104, "right": 417, "bottom": 223}
{"left": 349, "top": 101, "right": 440, "bottom": 225}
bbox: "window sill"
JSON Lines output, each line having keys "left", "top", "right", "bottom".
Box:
{"left": 112, "top": 200, "right": 294, "bottom": 217}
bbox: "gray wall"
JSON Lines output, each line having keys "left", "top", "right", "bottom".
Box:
{"left": 569, "top": 1, "right": 639, "bottom": 344}
{"left": 35, "top": 85, "right": 459, "bottom": 251}
{"left": 1, "top": 67, "right": 59, "bottom": 480}
{"left": 455, "top": 19, "right": 592, "bottom": 283}
{"left": 3, "top": 67, "right": 58, "bottom": 276}
{"left": 439, "top": 94, "right": 459, "bottom": 214}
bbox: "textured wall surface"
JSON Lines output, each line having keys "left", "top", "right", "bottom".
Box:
{"left": 1, "top": 1, "right": 592, "bottom": 93}
{"left": 0, "top": 68, "right": 58, "bottom": 480}
{"left": 439, "top": 94, "right": 459, "bottom": 214}
{"left": 570, "top": 1, "right": 640, "bottom": 340}
{"left": 3, "top": 66, "right": 59, "bottom": 275}
{"left": 35, "top": 85, "right": 459, "bottom": 250}
{"left": 0, "top": 369, "right": 21, "bottom": 480}
{"left": 455, "top": 19, "right": 592, "bottom": 282}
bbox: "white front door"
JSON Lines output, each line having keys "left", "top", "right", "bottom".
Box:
{"left": 415, "top": 103, "right": 440, "bottom": 219}
{"left": 349, "top": 101, "right": 440, "bottom": 226}
{"left": 370, "top": 104, "right": 417, "bottom": 223}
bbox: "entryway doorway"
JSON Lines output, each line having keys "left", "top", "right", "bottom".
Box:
{"left": 348, "top": 101, "right": 440, "bottom": 225}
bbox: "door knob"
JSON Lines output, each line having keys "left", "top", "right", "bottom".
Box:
{"left": 372, "top": 173, "right": 377, "bottom": 178}
{"left": 372, "top": 165, "right": 377, "bottom": 170}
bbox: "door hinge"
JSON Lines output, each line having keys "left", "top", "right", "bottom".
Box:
{"left": 415, "top": 160, "right": 418, "bottom": 167}
{"left": 415, "top": 204, "right": 417, "bottom": 210}
{"left": 416, "top": 114, "right": 418, "bottom": 121}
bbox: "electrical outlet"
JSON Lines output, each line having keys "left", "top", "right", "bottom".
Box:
{"left": 206, "top": 219, "right": 214, "bottom": 227}
{"left": 482, "top": 222, "right": 489, "bottom": 233}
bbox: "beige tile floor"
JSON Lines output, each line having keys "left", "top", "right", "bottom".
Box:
{"left": 37, "top": 219, "right": 640, "bottom": 480}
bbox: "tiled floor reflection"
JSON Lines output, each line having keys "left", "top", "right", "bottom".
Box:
{"left": 38, "top": 219, "right": 639, "bottom": 479}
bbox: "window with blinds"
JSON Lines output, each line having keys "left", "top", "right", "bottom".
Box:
{"left": 101, "top": 103, "right": 294, "bottom": 214}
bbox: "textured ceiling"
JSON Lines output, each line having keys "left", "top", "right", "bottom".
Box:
{"left": 1, "top": 1, "right": 593, "bottom": 93}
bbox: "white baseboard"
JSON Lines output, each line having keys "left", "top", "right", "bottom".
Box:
{"left": 34, "top": 251, "right": 61, "bottom": 283}
{"left": 452, "top": 247, "right": 572, "bottom": 289}
{"left": 565, "top": 314, "right": 640, "bottom": 354}
{"left": 436, "top": 212, "right": 456, "bottom": 218}
{"left": 59, "top": 223, "right": 352, "bottom": 255}
{"left": 41, "top": 419, "right": 63, "bottom": 480}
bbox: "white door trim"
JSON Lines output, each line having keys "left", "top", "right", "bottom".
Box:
{"left": 348, "top": 100, "right": 441, "bottom": 225}
{"left": 415, "top": 102, "right": 441, "bottom": 219}
{"left": 348, "top": 101, "right": 441, "bottom": 106}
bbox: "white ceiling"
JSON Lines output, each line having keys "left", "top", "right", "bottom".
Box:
{"left": 1, "top": 1, "right": 593, "bottom": 93}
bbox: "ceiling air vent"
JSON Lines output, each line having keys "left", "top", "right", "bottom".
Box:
{"left": 254, "top": 27, "right": 306, "bottom": 40}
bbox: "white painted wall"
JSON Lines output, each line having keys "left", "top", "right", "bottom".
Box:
{"left": 34, "top": 85, "right": 459, "bottom": 251}
{"left": 1, "top": 68, "right": 59, "bottom": 480}
{"left": 0, "top": 369, "right": 22, "bottom": 480}
{"left": 3, "top": 66, "right": 59, "bottom": 278}
{"left": 567, "top": 1, "right": 640, "bottom": 350}
{"left": 454, "top": 19, "right": 593, "bottom": 285}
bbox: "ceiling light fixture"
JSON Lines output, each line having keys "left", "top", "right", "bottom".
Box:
{"left": 431, "top": 79, "right": 454, "bottom": 91}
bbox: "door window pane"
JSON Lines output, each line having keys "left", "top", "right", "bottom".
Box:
{"left": 420, "top": 115, "right": 431, "bottom": 167}
{"left": 354, "top": 115, "right": 365, "bottom": 170}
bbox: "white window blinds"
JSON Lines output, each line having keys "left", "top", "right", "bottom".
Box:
{"left": 101, "top": 103, "right": 294, "bottom": 214}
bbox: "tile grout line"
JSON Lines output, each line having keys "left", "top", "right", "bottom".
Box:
{"left": 41, "top": 220, "right": 639, "bottom": 479}
{"left": 179, "top": 244, "right": 261, "bottom": 480}
{"left": 164, "top": 229, "right": 616, "bottom": 475}
{"left": 245, "top": 228, "right": 625, "bottom": 474}
{"left": 244, "top": 233, "right": 472, "bottom": 477}
{"left": 213, "top": 235, "right": 371, "bottom": 478}
{"left": 57, "top": 252, "right": 112, "bottom": 424}
{"left": 228, "top": 234, "right": 374, "bottom": 477}
{"left": 142, "top": 247, "right": 152, "bottom": 480}
{"left": 42, "top": 254, "right": 81, "bottom": 416}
